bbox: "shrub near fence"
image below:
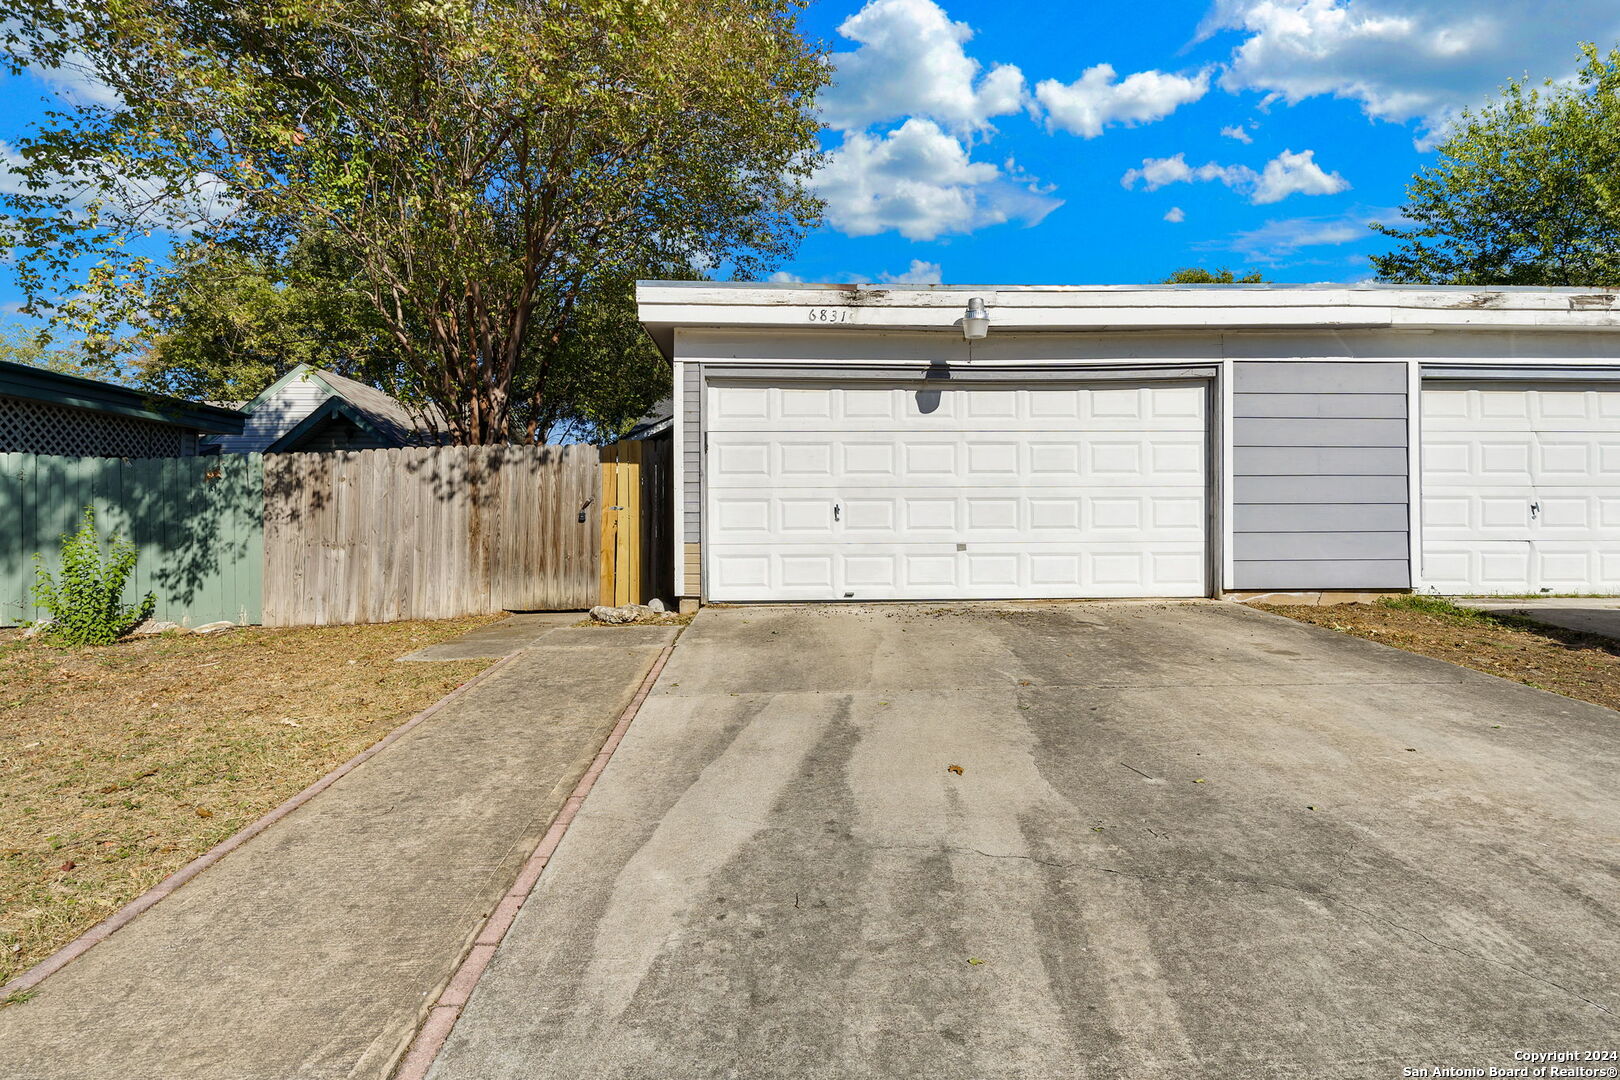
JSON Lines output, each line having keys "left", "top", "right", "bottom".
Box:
{"left": 1, "top": 443, "right": 670, "bottom": 629}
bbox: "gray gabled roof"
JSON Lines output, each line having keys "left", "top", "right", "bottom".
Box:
{"left": 310, "top": 367, "right": 444, "bottom": 444}
{"left": 620, "top": 395, "right": 673, "bottom": 440}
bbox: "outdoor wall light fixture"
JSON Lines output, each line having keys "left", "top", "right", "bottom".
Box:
{"left": 962, "top": 297, "right": 990, "bottom": 341}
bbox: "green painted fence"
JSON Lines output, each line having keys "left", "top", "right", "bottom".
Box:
{"left": 0, "top": 452, "right": 265, "bottom": 627}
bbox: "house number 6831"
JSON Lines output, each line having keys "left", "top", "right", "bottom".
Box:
{"left": 807, "top": 308, "right": 853, "bottom": 323}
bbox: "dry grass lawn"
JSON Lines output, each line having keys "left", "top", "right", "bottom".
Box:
{"left": 1260, "top": 595, "right": 1620, "bottom": 713}
{"left": 0, "top": 616, "right": 500, "bottom": 987}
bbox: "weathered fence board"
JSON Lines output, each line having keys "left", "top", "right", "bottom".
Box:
{"left": 0, "top": 452, "right": 264, "bottom": 627}
{"left": 2, "top": 442, "right": 665, "bottom": 629}
{"left": 261, "top": 444, "right": 601, "bottom": 626}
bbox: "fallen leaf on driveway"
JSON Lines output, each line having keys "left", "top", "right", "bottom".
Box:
{"left": 1192, "top": 778, "right": 1206, "bottom": 783}
{"left": 966, "top": 957, "right": 984, "bottom": 966}
{"left": 946, "top": 765, "right": 964, "bottom": 775}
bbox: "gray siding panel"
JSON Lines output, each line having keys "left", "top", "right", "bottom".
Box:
{"left": 1233, "top": 417, "right": 1407, "bottom": 447}
{"left": 1232, "top": 360, "right": 1410, "bottom": 589}
{"left": 683, "top": 363, "right": 701, "bottom": 544}
{"left": 1235, "top": 503, "right": 1409, "bottom": 533}
{"left": 1237, "top": 531, "right": 1409, "bottom": 561}
{"left": 1234, "top": 361, "right": 1408, "bottom": 393}
{"left": 1234, "top": 475, "right": 1407, "bottom": 504}
{"left": 1234, "top": 560, "right": 1412, "bottom": 590}
{"left": 1236, "top": 446, "right": 1408, "bottom": 476}
{"left": 1233, "top": 392, "right": 1407, "bottom": 418}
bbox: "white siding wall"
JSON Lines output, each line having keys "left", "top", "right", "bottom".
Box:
{"left": 211, "top": 378, "right": 331, "bottom": 454}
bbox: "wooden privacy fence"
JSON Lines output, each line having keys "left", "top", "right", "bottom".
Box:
{"left": 262, "top": 444, "right": 604, "bottom": 626}
{"left": 0, "top": 452, "right": 264, "bottom": 627}
{"left": 2, "top": 443, "right": 672, "bottom": 628}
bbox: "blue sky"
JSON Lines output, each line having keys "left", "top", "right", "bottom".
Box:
{"left": 782, "top": 0, "right": 1620, "bottom": 286}
{"left": 4, "top": 0, "right": 1620, "bottom": 324}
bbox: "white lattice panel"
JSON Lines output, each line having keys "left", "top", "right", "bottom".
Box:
{"left": 0, "top": 394, "right": 189, "bottom": 457}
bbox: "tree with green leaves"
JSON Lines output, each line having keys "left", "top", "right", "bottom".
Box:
{"left": 2, "top": 0, "right": 826, "bottom": 443}
{"left": 1373, "top": 44, "right": 1620, "bottom": 286}
{"left": 135, "top": 234, "right": 396, "bottom": 403}
{"left": 1161, "top": 268, "right": 1266, "bottom": 284}
{"left": 0, "top": 322, "right": 105, "bottom": 378}
{"left": 134, "top": 235, "right": 681, "bottom": 436}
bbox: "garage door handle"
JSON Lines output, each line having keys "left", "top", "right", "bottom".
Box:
{"left": 1530, "top": 501, "right": 1541, "bottom": 519}
{"left": 833, "top": 502, "right": 842, "bottom": 521}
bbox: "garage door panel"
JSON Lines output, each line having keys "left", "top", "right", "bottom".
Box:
{"left": 1534, "top": 546, "right": 1620, "bottom": 592}
{"left": 1426, "top": 385, "right": 1620, "bottom": 429}
{"left": 707, "top": 543, "right": 1210, "bottom": 600}
{"left": 706, "top": 383, "right": 1207, "bottom": 432}
{"left": 706, "top": 381, "right": 1208, "bottom": 601}
{"left": 707, "top": 430, "right": 1207, "bottom": 488}
{"left": 1421, "top": 541, "right": 1532, "bottom": 594}
{"left": 723, "top": 486, "right": 1206, "bottom": 546}
{"left": 1421, "top": 383, "right": 1620, "bottom": 593}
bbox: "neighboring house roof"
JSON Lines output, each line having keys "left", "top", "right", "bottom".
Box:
{"left": 0, "top": 359, "right": 246, "bottom": 434}
{"left": 264, "top": 395, "right": 401, "bottom": 452}
{"left": 208, "top": 364, "right": 442, "bottom": 453}
{"left": 620, "top": 395, "right": 673, "bottom": 441}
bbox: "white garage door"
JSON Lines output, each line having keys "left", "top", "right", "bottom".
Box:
{"left": 1422, "top": 383, "right": 1620, "bottom": 593}
{"left": 703, "top": 380, "right": 1208, "bottom": 601}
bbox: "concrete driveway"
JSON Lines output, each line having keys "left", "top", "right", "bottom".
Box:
{"left": 429, "top": 601, "right": 1620, "bottom": 1080}
{"left": 1464, "top": 596, "right": 1620, "bottom": 644}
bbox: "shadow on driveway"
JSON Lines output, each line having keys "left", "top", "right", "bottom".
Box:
{"left": 432, "top": 600, "right": 1619, "bottom": 1080}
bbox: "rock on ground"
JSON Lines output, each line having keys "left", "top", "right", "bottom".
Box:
{"left": 589, "top": 605, "right": 657, "bottom": 625}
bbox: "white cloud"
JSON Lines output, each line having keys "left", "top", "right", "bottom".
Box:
{"left": 31, "top": 55, "right": 122, "bottom": 110}
{"left": 1121, "top": 148, "right": 1347, "bottom": 205}
{"left": 767, "top": 270, "right": 804, "bottom": 284}
{"left": 1204, "top": 0, "right": 1620, "bottom": 139}
{"left": 819, "top": 0, "right": 1028, "bottom": 134}
{"left": 1224, "top": 205, "right": 1410, "bottom": 260}
{"left": 1034, "top": 64, "right": 1210, "bottom": 138}
{"left": 879, "top": 259, "right": 944, "bottom": 284}
{"left": 1220, "top": 124, "right": 1254, "bottom": 143}
{"left": 0, "top": 141, "right": 76, "bottom": 202}
{"left": 1251, "top": 148, "right": 1350, "bottom": 203}
{"left": 1163, "top": 206, "right": 1186, "bottom": 223}
{"left": 1121, "top": 153, "right": 1254, "bottom": 192}
{"left": 814, "top": 118, "right": 1061, "bottom": 240}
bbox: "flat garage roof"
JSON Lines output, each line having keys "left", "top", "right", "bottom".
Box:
{"left": 635, "top": 282, "right": 1620, "bottom": 359}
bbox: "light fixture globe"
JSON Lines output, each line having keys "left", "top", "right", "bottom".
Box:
{"left": 962, "top": 296, "right": 990, "bottom": 340}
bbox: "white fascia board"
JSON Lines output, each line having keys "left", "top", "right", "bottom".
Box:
{"left": 637, "top": 283, "right": 1620, "bottom": 343}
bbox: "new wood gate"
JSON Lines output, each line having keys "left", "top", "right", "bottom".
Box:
{"left": 598, "top": 438, "right": 674, "bottom": 607}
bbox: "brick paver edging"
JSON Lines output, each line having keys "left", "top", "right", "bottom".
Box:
{"left": 0, "top": 650, "right": 525, "bottom": 1001}
{"left": 390, "top": 641, "right": 677, "bottom": 1080}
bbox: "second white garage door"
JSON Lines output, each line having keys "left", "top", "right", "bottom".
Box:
{"left": 1422, "top": 382, "right": 1620, "bottom": 593}
{"left": 704, "top": 380, "right": 1208, "bottom": 601}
